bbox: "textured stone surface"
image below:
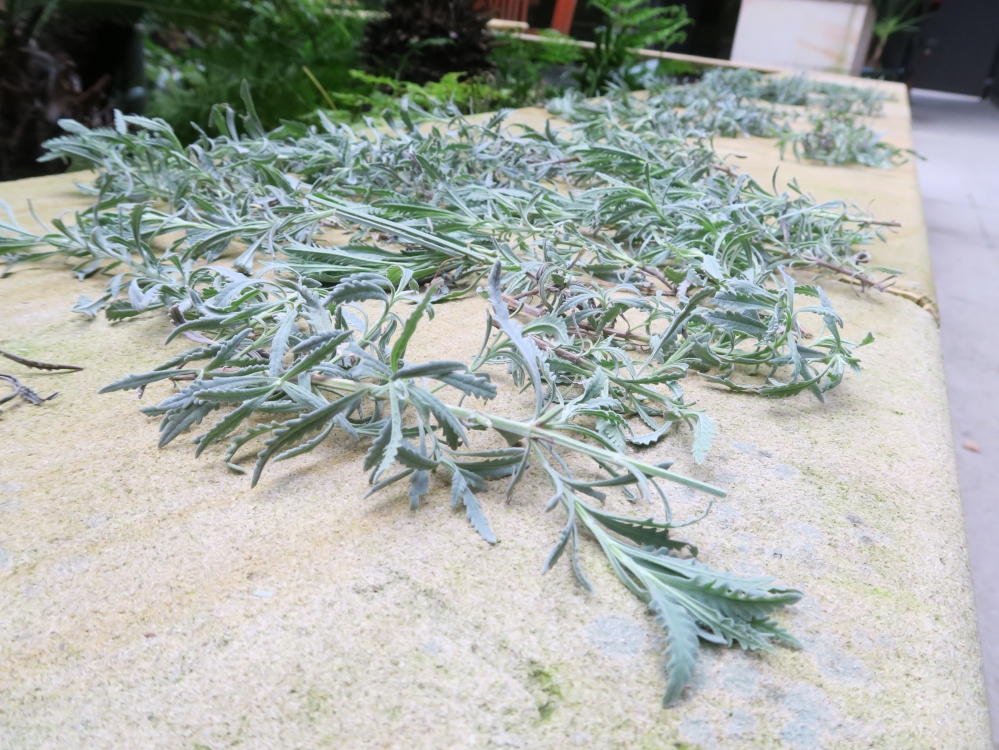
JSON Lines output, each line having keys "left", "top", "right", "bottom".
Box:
{"left": 911, "top": 87, "right": 999, "bottom": 749}
{"left": 0, "top": 78, "right": 989, "bottom": 749}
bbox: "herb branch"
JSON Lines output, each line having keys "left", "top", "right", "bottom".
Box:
{"left": 0, "top": 73, "right": 906, "bottom": 702}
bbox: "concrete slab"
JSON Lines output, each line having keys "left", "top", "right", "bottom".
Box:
{"left": 0, "top": 81, "right": 990, "bottom": 749}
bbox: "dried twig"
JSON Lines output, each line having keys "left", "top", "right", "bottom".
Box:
{"left": 0, "top": 372, "right": 58, "bottom": 411}
{"left": 0, "top": 348, "right": 83, "bottom": 372}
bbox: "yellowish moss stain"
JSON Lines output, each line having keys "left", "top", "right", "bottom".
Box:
{"left": 528, "top": 662, "right": 562, "bottom": 722}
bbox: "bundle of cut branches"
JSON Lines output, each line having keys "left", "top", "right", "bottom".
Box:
{"left": 0, "top": 79, "right": 900, "bottom": 703}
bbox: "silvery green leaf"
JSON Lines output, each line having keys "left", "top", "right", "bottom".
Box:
{"left": 282, "top": 382, "right": 326, "bottom": 411}
{"left": 153, "top": 344, "right": 222, "bottom": 371}
{"left": 569, "top": 526, "right": 594, "bottom": 594}
{"left": 699, "top": 255, "right": 724, "bottom": 280}
{"left": 644, "top": 577, "right": 701, "bottom": 706}
{"left": 370, "top": 383, "right": 403, "bottom": 481}
{"left": 391, "top": 360, "right": 468, "bottom": 381}
{"left": 252, "top": 391, "right": 365, "bottom": 486}
{"left": 233, "top": 243, "right": 258, "bottom": 276}
{"left": 749, "top": 618, "right": 802, "bottom": 648}
{"left": 712, "top": 289, "right": 773, "bottom": 313}
{"left": 699, "top": 309, "right": 768, "bottom": 337}
{"left": 579, "top": 504, "right": 693, "bottom": 554}
{"left": 285, "top": 330, "right": 352, "bottom": 379}
{"left": 189, "top": 376, "right": 274, "bottom": 403}
{"left": 450, "top": 470, "right": 496, "bottom": 544}
{"left": 522, "top": 313, "right": 570, "bottom": 345}
{"left": 99, "top": 369, "right": 198, "bottom": 393}
{"left": 396, "top": 441, "right": 439, "bottom": 470}
{"left": 390, "top": 282, "right": 436, "bottom": 372}
{"left": 206, "top": 271, "right": 253, "bottom": 308}
{"left": 158, "top": 402, "right": 217, "bottom": 448}
{"left": 671, "top": 578, "right": 798, "bottom": 628}
{"left": 595, "top": 416, "right": 627, "bottom": 452}
{"left": 691, "top": 413, "right": 716, "bottom": 465}
{"left": 272, "top": 418, "right": 339, "bottom": 463}
{"left": 627, "top": 421, "right": 672, "bottom": 447}
{"left": 291, "top": 330, "right": 345, "bottom": 354}
{"left": 127, "top": 279, "right": 161, "bottom": 312}
{"left": 268, "top": 311, "right": 298, "bottom": 377}
{"left": 408, "top": 386, "right": 467, "bottom": 450}
{"left": 164, "top": 302, "right": 275, "bottom": 344}
{"left": 541, "top": 511, "right": 575, "bottom": 575}
{"left": 324, "top": 274, "right": 391, "bottom": 306}
{"left": 194, "top": 397, "right": 266, "bottom": 457}
{"left": 795, "top": 345, "right": 827, "bottom": 360}
{"left": 72, "top": 294, "right": 109, "bottom": 318}
{"left": 409, "top": 470, "right": 430, "bottom": 510}
{"left": 363, "top": 468, "right": 414, "bottom": 498}
{"left": 362, "top": 418, "right": 392, "bottom": 472}
{"left": 580, "top": 369, "right": 608, "bottom": 402}
{"left": 106, "top": 300, "right": 143, "bottom": 321}
{"left": 333, "top": 413, "right": 358, "bottom": 440}
{"left": 296, "top": 283, "right": 333, "bottom": 333}
{"left": 579, "top": 396, "right": 621, "bottom": 412}
{"left": 204, "top": 329, "right": 253, "bottom": 372}
{"left": 436, "top": 370, "right": 497, "bottom": 400}
{"left": 487, "top": 260, "right": 543, "bottom": 416}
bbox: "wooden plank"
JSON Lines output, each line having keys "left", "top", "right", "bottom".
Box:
{"left": 511, "top": 30, "right": 789, "bottom": 72}
{"left": 550, "top": 0, "right": 579, "bottom": 35}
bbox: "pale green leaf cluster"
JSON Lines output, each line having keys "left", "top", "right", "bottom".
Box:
{"left": 0, "top": 76, "right": 896, "bottom": 703}
{"left": 554, "top": 68, "right": 911, "bottom": 168}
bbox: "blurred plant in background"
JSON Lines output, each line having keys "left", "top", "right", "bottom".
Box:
{"left": 144, "top": 1, "right": 373, "bottom": 145}
{"left": 865, "top": 0, "right": 926, "bottom": 72}
{"left": 489, "top": 29, "right": 583, "bottom": 106}
{"left": 2, "top": 0, "right": 694, "bottom": 181}
{"left": 306, "top": 69, "right": 509, "bottom": 117}
{"left": 2, "top": 0, "right": 906, "bottom": 183}
{"left": 0, "top": 0, "right": 142, "bottom": 180}
{"left": 361, "top": 0, "right": 493, "bottom": 84}
{"left": 575, "top": 0, "right": 691, "bottom": 95}
{"left": 300, "top": 30, "right": 584, "bottom": 120}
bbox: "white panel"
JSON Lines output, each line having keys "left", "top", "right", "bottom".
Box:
{"left": 731, "top": 0, "right": 875, "bottom": 75}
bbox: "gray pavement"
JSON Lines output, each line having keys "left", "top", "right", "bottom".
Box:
{"left": 911, "top": 88, "right": 999, "bottom": 747}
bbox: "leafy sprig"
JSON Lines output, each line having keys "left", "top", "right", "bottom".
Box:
{"left": 0, "top": 77, "right": 902, "bottom": 703}
{"left": 90, "top": 257, "right": 797, "bottom": 703}
{"left": 552, "top": 68, "right": 912, "bottom": 169}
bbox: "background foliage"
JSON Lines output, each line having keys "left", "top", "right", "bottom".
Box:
{"left": 143, "top": 1, "right": 374, "bottom": 145}
{"left": 0, "top": 0, "right": 699, "bottom": 179}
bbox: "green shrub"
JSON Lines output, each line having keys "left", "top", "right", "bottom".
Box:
{"left": 576, "top": 0, "right": 692, "bottom": 96}
{"left": 490, "top": 30, "right": 583, "bottom": 107}
{"left": 144, "top": 1, "right": 369, "bottom": 143}
{"left": 361, "top": 0, "right": 492, "bottom": 85}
